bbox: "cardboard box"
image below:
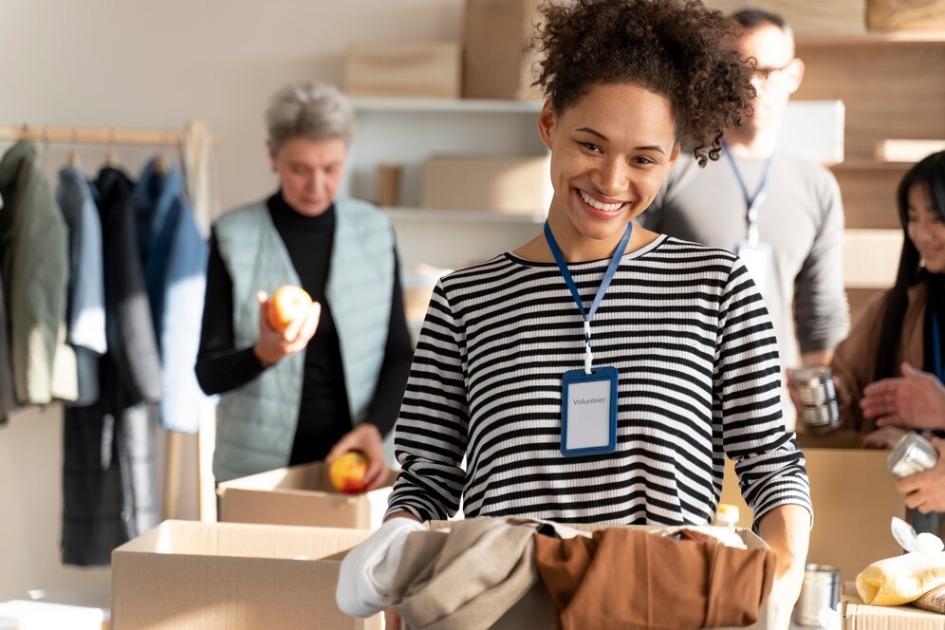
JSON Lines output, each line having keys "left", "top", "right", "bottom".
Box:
{"left": 462, "top": 0, "right": 544, "bottom": 100}
{"left": 345, "top": 41, "right": 461, "bottom": 99}
{"left": 844, "top": 594, "right": 945, "bottom": 628}
{"left": 111, "top": 520, "right": 381, "bottom": 630}
{"left": 217, "top": 461, "right": 395, "bottom": 531}
{"left": 421, "top": 154, "right": 551, "bottom": 214}
{"left": 867, "top": 0, "right": 945, "bottom": 31}
{"left": 720, "top": 441, "right": 905, "bottom": 584}
{"left": 422, "top": 521, "right": 772, "bottom": 629}
{"left": 701, "top": 0, "right": 867, "bottom": 36}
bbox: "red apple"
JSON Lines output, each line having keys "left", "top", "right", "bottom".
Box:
{"left": 267, "top": 285, "right": 313, "bottom": 333}
{"left": 329, "top": 450, "right": 370, "bottom": 494}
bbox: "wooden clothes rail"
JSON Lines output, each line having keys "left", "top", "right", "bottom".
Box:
{"left": 0, "top": 125, "right": 185, "bottom": 147}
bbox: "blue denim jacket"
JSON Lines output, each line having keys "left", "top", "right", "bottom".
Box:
{"left": 56, "top": 166, "right": 107, "bottom": 406}
{"left": 133, "top": 158, "right": 209, "bottom": 433}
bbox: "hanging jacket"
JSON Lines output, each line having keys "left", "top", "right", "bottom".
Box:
{"left": 61, "top": 167, "right": 161, "bottom": 567}
{"left": 0, "top": 140, "right": 77, "bottom": 404}
{"left": 0, "top": 273, "right": 15, "bottom": 423}
{"left": 56, "top": 165, "right": 107, "bottom": 406}
{"left": 132, "top": 159, "right": 208, "bottom": 433}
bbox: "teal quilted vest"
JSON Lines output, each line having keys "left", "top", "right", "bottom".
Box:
{"left": 212, "top": 197, "right": 395, "bottom": 482}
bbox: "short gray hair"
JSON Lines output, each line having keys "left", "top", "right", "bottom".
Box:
{"left": 265, "top": 81, "right": 355, "bottom": 152}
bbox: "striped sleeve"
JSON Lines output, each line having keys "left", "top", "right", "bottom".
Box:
{"left": 718, "top": 259, "right": 813, "bottom": 527}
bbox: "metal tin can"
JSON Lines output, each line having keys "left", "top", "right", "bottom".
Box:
{"left": 793, "top": 564, "right": 841, "bottom": 629}
{"left": 792, "top": 366, "right": 840, "bottom": 434}
{"left": 887, "top": 432, "right": 939, "bottom": 478}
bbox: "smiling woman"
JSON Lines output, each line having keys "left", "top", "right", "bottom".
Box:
{"left": 336, "top": 0, "right": 816, "bottom": 628}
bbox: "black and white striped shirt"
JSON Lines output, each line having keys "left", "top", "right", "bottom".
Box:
{"left": 388, "top": 235, "right": 812, "bottom": 527}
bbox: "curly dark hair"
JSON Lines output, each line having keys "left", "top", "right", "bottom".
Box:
{"left": 530, "top": 0, "right": 754, "bottom": 166}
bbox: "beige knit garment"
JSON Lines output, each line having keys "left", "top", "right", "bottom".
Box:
{"left": 389, "top": 518, "right": 539, "bottom": 630}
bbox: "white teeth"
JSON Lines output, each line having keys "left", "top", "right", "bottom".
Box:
{"left": 579, "top": 190, "right": 623, "bottom": 212}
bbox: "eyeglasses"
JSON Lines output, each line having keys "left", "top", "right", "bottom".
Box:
{"left": 751, "top": 60, "right": 794, "bottom": 83}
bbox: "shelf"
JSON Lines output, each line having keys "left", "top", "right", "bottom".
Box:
{"left": 383, "top": 207, "right": 546, "bottom": 224}
{"left": 352, "top": 97, "right": 542, "bottom": 114}
{"left": 799, "top": 31, "right": 945, "bottom": 45}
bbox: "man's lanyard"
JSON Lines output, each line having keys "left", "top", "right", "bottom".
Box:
{"left": 723, "top": 141, "right": 776, "bottom": 247}
{"left": 543, "top": 221, "right": 632, "bottom": 374}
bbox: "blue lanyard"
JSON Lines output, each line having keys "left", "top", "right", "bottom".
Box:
{"left": 934, "top": 310, "right": 943, "bottom": 383}
{"left": 543, "top": 221, "right": 632, "bottom": 374}
{"left": 723, "top": 141, "right": 776, "bottom": 247}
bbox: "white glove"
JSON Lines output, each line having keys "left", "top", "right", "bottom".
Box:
{"left": 336, "top": 517, "right": 427, "bottom": 617}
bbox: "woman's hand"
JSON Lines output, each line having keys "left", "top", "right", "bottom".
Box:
{"left": 327, "top": 423, "right": 390, "bottom": 490}
{"left": 253, "top": 290, "right": 321, "bottom": 366}
{"left": 866, "top": 362, "right": 945, "bottom": 430}
{"left": 897, "top": 437, "right": 945, "bottom": 513}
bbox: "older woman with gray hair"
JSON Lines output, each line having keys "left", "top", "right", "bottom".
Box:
{"left": 196, "top": 81, "right": 412, "bottom": 489}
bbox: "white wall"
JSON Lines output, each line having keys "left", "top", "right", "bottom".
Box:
{"left": 0, "top": 0, "right": 463, "bottom": 602}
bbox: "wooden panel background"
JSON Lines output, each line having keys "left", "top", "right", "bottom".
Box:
{"left": 795, "top": 40, "right": 945, "bottom": 161}
{"left": 832, "top": 163, "right": 908, "bottom": 229}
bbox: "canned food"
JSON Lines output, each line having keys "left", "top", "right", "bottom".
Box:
{"left": 793, "top": 564, "right": 840, "bottom": 629}
{"left": 792, "top": 366, "right": 840, "bottom": 434}
{"left": 887, "top": 432, "right": 939, "bottom": 478}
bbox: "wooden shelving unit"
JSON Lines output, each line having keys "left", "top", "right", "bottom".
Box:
{"left": 796, "top": 33, "right": 945, "bottom": 320}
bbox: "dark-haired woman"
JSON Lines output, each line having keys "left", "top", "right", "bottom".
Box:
{"left": 831, "top": 150, "right": 945, "bottom": 535}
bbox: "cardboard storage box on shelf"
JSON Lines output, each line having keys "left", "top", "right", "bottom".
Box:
{"left": 111, "top": 520, "right": 381, "bottom": 630}
{"left": 701, "top": 0, "right": 867, "bottom": 35}
{"left": 868, "top": 0, "right": 945, "bottom": 31}
{"left": 345, "top": 41, "right": 461, "bottom": 99}
{"left": 416, "top": 521, "right": 773, "bottom": 629}
{"left": 843, "top": 581, "right": 945, "bottom": 629}
{"left": 421, "top": 154, "right": 551, "bottom": 214}
{"left": 720, "top": 434, "right": 905, "bottom": 584}
{"left": 217, "top": 461, "right": 396, "bottom": 531}
{"left": 462, "top": 0, "right": 543, "bottom": 100}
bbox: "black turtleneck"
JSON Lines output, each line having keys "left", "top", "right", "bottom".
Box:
{"left": 195, "top": 192, "right": 413, "bottom": 465}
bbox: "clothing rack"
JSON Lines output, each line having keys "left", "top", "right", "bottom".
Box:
{"left": 1, "top": 120, "right": 218, "bottom": 523}
{"left": 0, "top": 124, "right": 201, "bottom": 147}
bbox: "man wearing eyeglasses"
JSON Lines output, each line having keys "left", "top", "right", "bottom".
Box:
{"left": 639, "top": 8, "right": 849, "bottom": 432}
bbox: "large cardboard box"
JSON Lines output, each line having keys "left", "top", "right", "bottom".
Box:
{"left": 421, "top": 154, "right": 551, "bottom": 214}
{"left": 345, "top": 41, "right": 461, "bottom": 99}
{"left": 217, "top": 461, "right": 395, "bottom": 531}
{"left": 720, "top": 439, "right": 905, "bottom": 584}
{"left": 111, "top": 520, "right": 381, "bottom": 630}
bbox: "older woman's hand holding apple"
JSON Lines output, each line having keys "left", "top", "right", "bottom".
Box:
{"left": 326, "top": 423, "right": 390, "bottom": 492}
{"left": 253, "top": 285, "right": 322, "bottom": 366}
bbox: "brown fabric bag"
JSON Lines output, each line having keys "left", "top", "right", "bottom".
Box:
{"left": 534, "top": 528, "right": 777, "bottom": 629}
